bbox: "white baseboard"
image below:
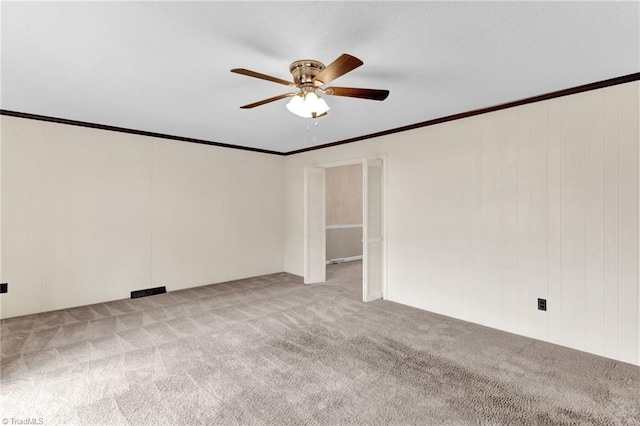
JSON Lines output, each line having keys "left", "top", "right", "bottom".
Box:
{"left": 326, "top": 255, "right": 363, "bottom": 265}
{"left": 326, "top": 224, "right": 363, "bottom": 230}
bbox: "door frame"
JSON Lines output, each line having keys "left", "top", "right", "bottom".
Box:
{"left": 303, "top": 155, "right": 387, "bottom": 300}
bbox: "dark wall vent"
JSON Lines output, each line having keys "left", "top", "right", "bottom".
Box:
{"left": 131, "top": 286, "right": 166, "bottom": 299}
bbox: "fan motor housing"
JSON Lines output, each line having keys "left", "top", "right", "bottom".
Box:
{"left": 289, "top": 60, "right": 325, "bottom": 85}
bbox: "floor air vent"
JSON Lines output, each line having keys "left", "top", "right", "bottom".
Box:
{"left": 131, "top": 286, "right": 166, "bottom": 299}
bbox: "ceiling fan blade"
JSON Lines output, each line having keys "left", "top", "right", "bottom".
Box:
{"left": 240, "top": 93, "right": 295, "bottom": 109}
{"left": 313, "top": 54, "right": 363, "bottom": 85}
{"left": 231, "top": 68, "right": 295, "bottom": 87}
{"left": 325, "top": 86, "right": 390, "bottom": 101}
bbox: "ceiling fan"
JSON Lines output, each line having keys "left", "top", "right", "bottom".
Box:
{"left": 231, "top": 53, "right": 389, "bottom": 118}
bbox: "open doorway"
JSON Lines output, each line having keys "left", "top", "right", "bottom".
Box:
{"left": 325, "top": 164, "right": 364, "bottom": 296}
{"left": 304, "top": 157, "right": 385, "bottom": 302}
{"left": 326, "top": 164, "right": 363, "bottom": 264}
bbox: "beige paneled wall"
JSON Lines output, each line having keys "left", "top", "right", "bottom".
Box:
{"left": 325, "top": 164, "right": 362, "bottom": 225}
{"left": 325, "top": 164, "right": 363, "bottom": 260}
{"left": 0, "top": 117, "right": 284, "bottom": 318}
{"left": 0, "top": 118, "right": 3, "bottom": 320}
{"left": 326, "top": 228, "right": 362, "bottom": 260}
{"left": 152, "top": 140, "right": 284, "bottom": 287}
{"left": 1, "top": 81, "right": 638, "bottom": 365}
{"left": 2, "top": 117, "right": 49, "bottom": 317}
{"left": 284, "top": 81, "right": 640, "bottom": 365}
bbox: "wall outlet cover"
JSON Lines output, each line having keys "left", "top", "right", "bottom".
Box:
{"left": 538, "top": 298, "right": 547, "bottom": 311}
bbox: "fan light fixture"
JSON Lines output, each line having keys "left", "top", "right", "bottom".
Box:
{"left": 286, "top": 91, "right": 330, "bottom": 118}
{"left": 231, "top": 54, "right": 389, "bottom": 116}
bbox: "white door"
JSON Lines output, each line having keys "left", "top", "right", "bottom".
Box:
{"left": 304, "top": 167, "right": 326, "bottom": 284}
{"left": 363, "top": 158, "right": 384, "bottom": 301}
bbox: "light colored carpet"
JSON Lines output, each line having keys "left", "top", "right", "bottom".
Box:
{"left": 1, "top": 261, "right": 639, "bottom": 425}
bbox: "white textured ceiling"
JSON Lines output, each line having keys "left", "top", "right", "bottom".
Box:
{"left": 2, "top": 1, "right": 639, "bottom": 153}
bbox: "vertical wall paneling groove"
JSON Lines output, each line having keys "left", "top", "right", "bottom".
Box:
{"left": 450, "top": 121, "right": 464, "bottom": 314}
{"left": 585, "top": 89, "right": 606, "bottom": 354}
{"left": 465, "top": 116, "right": 482, "bottom": 325}
{"left": 0, "top": 118, "right": 2, "bottom": 319}
{"left": 457, "top": 122, "right": 466, "bottom": 314}
{"left": 560, "top": 94, "right": 587, "bottom": 351}
{"left": 34, "top": 122, "right": 45, "bottom": 315}
{"left": 150, "top": 140, "right": 154, "bottom": 287}
{"left": 479, "top": 113, "right": 501, "bottom": 327}
{"left": 618, "top": 83, "right": 639, "bottom": 363}
{"left": 0, "top": 118, "right": 3, "bottom": 319}
{"left": 516, "top": 106, "right": 532, "bottom": 336}
{"left": 603, "top": 86, "right": 620, "bottom": 359}
{"left": 529, "top": 102, "right": 548, "bottom": 341}
{"left": 39, "top": 122, "right": 45, "bottom": 313}
{"left": 427, "top": 123, "right": 451, "bottom": 312}
{"left": 452, "top": 123, "right": 464, "bottom": 316}
{"left": 500, "top": 109, "right": 518, "bottom": 331}
{"left": 459, "top": 121, "right": 469, "bottom": 317}
{"left": 547, "top": 98, "right": 563, "bottom": 345}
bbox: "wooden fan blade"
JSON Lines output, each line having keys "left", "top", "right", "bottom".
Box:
{"left": 231, "top": 68, "right": 295, "bottom": 87}
{"left": 325, "top": 87, "right": 390, "bottom": 101}
{"left": 313, "top": 54, "right": 363, "bottom": 85}
{"left": 240, "top": 93, "right": 295, "bottom": 109}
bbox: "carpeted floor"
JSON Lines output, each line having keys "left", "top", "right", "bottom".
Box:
{"left": 1, "top": 261, "right": 639, "bottom": 425}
